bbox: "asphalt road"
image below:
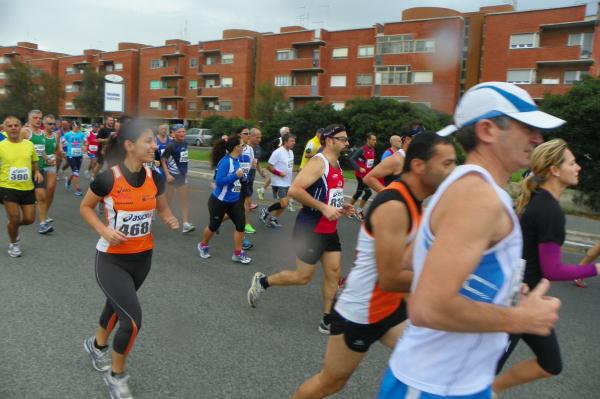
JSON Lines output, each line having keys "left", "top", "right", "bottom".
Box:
{"left": 0, "top": 170, "right": 599, "bottom": 399}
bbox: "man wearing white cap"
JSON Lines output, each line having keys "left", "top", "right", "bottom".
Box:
{"left": 379, "top": 82, "right": 564, "bottom": 399}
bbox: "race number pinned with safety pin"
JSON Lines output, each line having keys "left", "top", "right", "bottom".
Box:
{"left": 116, "top": 211, "right": 154, "bottom": 237}
{"left": 9, "top": 167, "right": 30, "bottom": 182}
{"left": 328, "top": 188, "right": 344, "bottom": 209}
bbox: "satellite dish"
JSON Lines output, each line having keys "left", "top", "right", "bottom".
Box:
{"left": 105, "top": 74, "right": 124, "bottom": 83}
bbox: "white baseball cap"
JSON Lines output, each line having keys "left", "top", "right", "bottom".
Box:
{"left": 437, "top": 82, "right": 566, "bottom": 137}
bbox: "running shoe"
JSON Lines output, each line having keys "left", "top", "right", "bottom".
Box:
{"left": 232, "top": 251, "right": 252, "bottom": 264}
{"left": 269, "top": 216, "right": 282, "bottom": 228}
{"left": 45, "top": 217, "right": 54, "bottom": 223}
{"left": 197, "top": 243, "right": 211, "bottom": 259}
{"left": 574, "top": 278, "right": 588, "bottom": 288}
{"left": 38, "top": 222, "right": 54, "bottom": 235}
{"left": 288, "top": 200, "right": 296, "bottom": 212}
{"left": 249, "top": 203, "right": 258, "bottom": 210}
{"left": 244, "top": 223, "right": 256, "bottom": 234}
{"left": 257, "top": 187, "right": 265, "bottom": 200}
{"left": 259, "top": 207, "right": 270, "bottom": 226}
{"left": 83, "top": 336, "right": 111, "bottom": 372}
{"left": 182, "top": 222, "right": 195, "bottom": 234}
{"left": 318, "top": 318, "right": 331, "bottom": 335}
{"left": 74, "top": 190, "right": 83, "bottom": 197}
{"left": 355, "top": 208, "right": 365, "bottom": 222}
{"left": 64, "top": 178, "right": 71, "bottom": 190}
{"left": 8, "top": 243, "right": 22, "bottom": 258}
{"left": 83, "top": 170, "right": 91, "bottom": 180}
{"left": 242, "top": 239, "right": 253, "bottom": 250}
{"left": 104, "top": 371, "right": 133, "bottom": 399}
{"left": 247, "top": 272, "right": 266, "bottom": 307}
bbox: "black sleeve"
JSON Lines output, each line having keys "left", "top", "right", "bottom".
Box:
{"left": 161, "top": 142, "right": 175, "bottom": 160}
{"left": 89, "top": 169, "right": 114, "bottom": 197}
{"left": 152, "top": 169, "right": 166, "bottom": 196}
{"left": 349, "top": 148, "right": 364, "bottom": 171}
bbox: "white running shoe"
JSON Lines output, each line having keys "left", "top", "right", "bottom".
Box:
{"left": 247, "top": 272, "right": 266, "bottom": 307}
{"left": 104, "top": 371, "right": 133, "bottom": 399}
{"left": 83, "top": 336, "right": 111, "bottom": 372}
{"left": 8, "top": 243, "right": 22, "bottom": 258}
{"left": 182, "top": 222, "right": 195, "bottom": 234}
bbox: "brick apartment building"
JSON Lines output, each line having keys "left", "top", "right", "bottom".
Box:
{"left": 1, "top": 3, "right": 599, "bottom": 122}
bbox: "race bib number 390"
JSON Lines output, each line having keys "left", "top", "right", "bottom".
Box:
{"left": 328, "top": 188, "right": 344, "bottom": 209}
{"left": 9, "top": 167, "right": 30, "bottom": 182}
{"left": 116, "top": 210, "right": 154, "bottom": 237}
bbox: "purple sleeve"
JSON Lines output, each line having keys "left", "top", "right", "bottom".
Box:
{"left": 538, "top": 242, "right": 597, "bottom": 281}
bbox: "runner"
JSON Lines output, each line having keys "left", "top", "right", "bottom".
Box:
{"left": 154, "top": 124, "right": 170, "bottom": 175}
{"left": 62, "top": 122, "right": 87, "bottom": 196}
{"left": 575, "top": 239, "right": 600, "bottom": 287}
{"left": 95, "top": 116, "right": 115, "bottom": 175}
{"left": 80, "top": 119, "right": 179, "bottom": 399}
{"left": 41, "top": 115, "right": 59, "bottom": 224}
{"left": 55, "top": 119, "right": 70, "bottom": 180}
{"left": 257, "top": 126, "right": 290, "bottom": 199}
{"left": 161, "top": 124, "right": 194, "bottom": 233}
{"left": 26, "top": 110, "right": 54, "bottom": 234}
{"left": 493, "top": 139, "right": 600, "bottom": 396}
{"left": 0, "top": 116, "right": 43, "bottom": 257}
{"left": 259, "top": 133, "right": 295, "bottom": 228}
{"left": 248, "top": 127, "right": 266, "bottom": 209}
{"left": 248, "top": 124, "right": 354, "bottom": 333}
{"left": 348, "top": 132, "right": 377, "bottom": 220}
{"left": 380, "top": 134, "right": 401, "bottom": 161}
{"left": 379, "top": 82, "right": 563, "bottom": 399}
{"left": 291, "top": 132, "right": 457, "bottom": 399}
{"left": 363, "top": 127, "right": 420, "bottom": 192}
{"left": 300, "top": 128, "right": 323, "bottom": 170}
{"left": 197, "top": 134, "right": 252, "bottom": 264}
{"left": 238, "top": 126, "right": 257, "bottom": 234}
{"left": 85, "top": 123, "right": 100, "bottom": 180}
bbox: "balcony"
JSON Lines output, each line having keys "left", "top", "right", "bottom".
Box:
{"left": 509, "top": 45, "right": 585, "bottom": 61}
{"left": 285, "top": 85, "right": 322, "bottom": 99}
{"left": 73, "top": 60, "right": 90, "bottom": 66}
{"left": 162, "top": 51, "right": 184, "bottom": 58}
{"left": 199, "top": 48, "right": 221, "bottom": 54}
{"left": 147, "top": 108, "right": 180, "bottom": 119}
{"left": 536, "top": 59, "right": 594, "bottom": 67}
{"left": 292, "top": 39, "right": 326, "bottom": 48}
{"left": 198, "top": 71, "right": 220, "bottom": 76}
{"left": 197, "top": 86, "right": 222, "bottom": 98}
{"left": 278, "top": 57, "right": 324, "bottom": 73}
{"left": 157, "top": 88, "right": 184, "bottom": 100}
{"left": 540, "top": 20, "right": 595, "bottom": 31}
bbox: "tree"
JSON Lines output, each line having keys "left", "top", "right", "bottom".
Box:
{"left": 251, "top": 82, "right": 288, "bottom": 123}
{"left": 73, "top": 66, "right": 104, "bottom": 120}
{"left": 0, "top": 61, "right": 38, "bottom": 120}
{"left": 541, "top": 77, "right": 600, "bottom": 211}
{"left": 36, "top": 72, "right": 64, "bottom": 117}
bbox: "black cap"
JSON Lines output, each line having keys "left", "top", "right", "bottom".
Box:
{"left": 322, "top": 124, "right": 346, "bottom": 138}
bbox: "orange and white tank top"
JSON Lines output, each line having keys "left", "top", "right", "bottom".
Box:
{"left": 96, "top": 165, "right": 157, "bottom": 254}
{"left": 335, "top": 180, "right": 421, "bottom": 324}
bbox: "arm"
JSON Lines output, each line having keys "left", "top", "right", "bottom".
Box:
{"left": 580, "top": 240, "right": 600, "bottom": 264}
{"left": 348, "top": 148, "right": 364, "bottom": 171}
{"left": 363, "top": 154, "right": 404, "bottom": 192}
{"left": 161, "top": 145, "right": 174, "bottom": 182}
{"left": 32, "top": 158, "right": 43, "bottom": 183}
{"left": 215, "top": 160, "right": 241, "bottom": 186}
{"left": 538, "top": 242, "right": 599, "bottom": 280}
{"left": 266, "top": 153, "right": 286, "bottom": 177}
{"left": 156, "top": 194, "right": 179, "bottom": 230}
{"left": 288, "top": 156, "right": 341, "bottom": 221}
{"left": 372, "top": 200, "right": 413, "bottom": 292}
{"left": 409, "top": 175, "right": 560, "bottom": 335}
{"left": 80, "top": 190, "right": 128, "bottom": 246}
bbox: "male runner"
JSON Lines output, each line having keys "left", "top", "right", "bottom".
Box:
{"left": 257, "top": 126, "right": 290, "bottom": 199}
{"left": 85, "top": 123, "right": 100, "bottom": 179}
{"left": 380, "top": 134, "right": 401, "bottom": 161}
{"left": 248, "top": 124, "right": 353, "bottom": 333}
{"left": 379, "top": 82, "right": 563, "bottom": 399}
{"left": 238, "top": 126, "right": 257, "bottom": 234}
{"left": 248, "top": 127, "right": 265, "bottom": 209}
{"left": 300, "top": 128, "right": 323, "bottom": 170}
{"left": 348, "top": 132, "right": 376, "bottom": 219}
{"left": 0, "top": 116, "right": 43, "bottom": 257}
{"left": 363, "top": 128, "right": 414, "bottom": 192}
{"left": 292, "top": 132, "right": 457, "bottom": 399}
{"left": 259, "top": 133, "right": 295, "bottom": 228}
{"left": 96, "top": 116, "right": 115, "bottom": 172}
{"left": 41, "top": 115, "right": 59, "bottom": 224}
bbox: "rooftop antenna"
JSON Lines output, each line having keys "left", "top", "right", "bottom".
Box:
{"left": 297, "top": 5, "right": 309, "bottom": 26}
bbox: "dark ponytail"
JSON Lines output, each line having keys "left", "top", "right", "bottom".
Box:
{"left": 105, "top": 119, "right": 152, "bottom": 167}
{"left": 210, "top": 134, "right": 241, "bottom": 168}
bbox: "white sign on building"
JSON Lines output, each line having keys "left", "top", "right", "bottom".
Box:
{"left": 104, "top": 74, "right": 125, "bottom": 113}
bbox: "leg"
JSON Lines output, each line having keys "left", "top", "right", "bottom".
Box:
{"left": 35, "top": 188, "right": 48, "bottom": 223}
{"left": 273, "top": 197, "right": 288, "bottom": 218}
{"left": 292, "top": 334, "right": 366, "bottom": 399}
{"left": 320, "top": 250, "right": 341, "bottom": 314}
{"left": 176, "top": 182, "right": 190, "bottom": 224}
{"left": 266, "top": 258, "right": 317, "bottom": 286}
{"left": 4, "top": 201, "right": 21, "bottom": 243}
{"left": 45, "top": 171, "right": 57, "bottom": 212}
{"left": 201, "top": 195, "right": 226, "bottom": 246}
{"left": 379, "top": 321, "right": 406, "bottom": 349}
{"left": 227, "top": 199, "right": 246, "bottom": 252}
{"left": 359, "top": 185, "right": 372, "bottom": 209}
{"left": 20, "top": 204, "right": 36, "bottom": 226}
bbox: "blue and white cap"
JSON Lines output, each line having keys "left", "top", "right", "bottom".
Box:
{"left": 437, "top": 82, "right": 566, "bottom": 136}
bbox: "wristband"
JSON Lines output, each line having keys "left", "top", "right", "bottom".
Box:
{"left": 272, "top": 169, "right": 283, "bottom": 177}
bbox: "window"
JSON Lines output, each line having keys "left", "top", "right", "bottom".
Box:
{"left": 509, "top": 33, "right": 538, "bottom": 49}
{"left": 276, "top": 49, "right": 296, "bottom": 61}
{"left": 206, "top": 56, "right": 217, "bottom": 65}
{"left": 332, "top": 102, "right": 345, "bottom": 111}
{"left": 0, "top": 56, "right": 8, "bottom": 64}
{"left": 189, "top": 57, "right": 198, "bottom": 68}
{"left": 564, "top": 70, "right": 589, "bottom": 84}
{"left": 105, "top": 64, "right": 114, "bottom": 72}
{"left": 219, "top": 101, "right": 232, "bottom": 111}
{"left": 568, "top": 33, "right": 593, "bottom": 58}
{"left": 414, "top": 40, "right": 436, "bottom": 53}
{"left": 65, "top": 84, "right": 79, "bottom": 93}
{"left": 330, "top": 75, "right": 347, "bottom": 87}
{"left": 205, "top": 79, "right": 217, "bottom": 88}
{"left": 541, "top": 78, "right": 560, "bottom": 85}
{"left": 187, "top": 101, "right": 197, "bottom": 110}
{"left": 150, "top": 80, "right": 167, "bottom": 90}
{"left": 274, "top": 75, "right": 291, "bottom": 87}
{"left": 0, "top": 72, "right": 5, "bottom": 80}
{"left": 356, "top": 74, "right": 373, "bottom": 86}
{"left": 358, "top": 45, "right": 374, "bottom": 58}
{"left": 413, "top": 71, "right": 433, "bottom": 84}
{"left": 0, "top": 87, "right": 6, "bottom": 95}
{"left": 189, "top": 80, "right": 198, "bottom": 90}
{"left": 332, "top": 47, "right": 349, "bottom": 59}
{"left": 65, "top": 67, "right": 76, "bottom": 75}
{"left": 149, "top": 101, "right": 160, "bottom": 109}
{"left": 221, "top": 53, "right": 234, "bottom": 64}
{"left": 65, "top": 102, "right": 75, "bottom": 110}
{"left": 376, "top": 66, "right": 411, "bottom": 85}
{"left": 507, "top": 69, "right": 535, "bottom": 84}
{"left": 221, "top": 77, "right": 233, "bottom": 88}
{"left": 376, "top": 34, "right": 415, "bottom": 54}
{"left": 114, "top": 63, "right": 123, "bottom": 71}
{"left": 150, "top": 59, "right": 166, "bottom": 69}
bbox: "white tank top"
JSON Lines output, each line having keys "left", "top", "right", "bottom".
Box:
{"left": 389, "top": 164, "right": 524, "bottom": 396}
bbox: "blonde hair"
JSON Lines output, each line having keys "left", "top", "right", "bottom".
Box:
{"left": 515, "top": 139, "right": 568, "bottom": 215}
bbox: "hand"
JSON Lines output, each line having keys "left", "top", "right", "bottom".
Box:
{"left": 46, "top": 158, "right": 56, "bottom": 166}
{"left": 261, "top": 171, "right": 266, "bottom": 178}
{"left": 164, "top": 216, "right": 179, "bottom": 230}
{"left": 341, "top": 203, "right": 355, "bottom": 216}
{"left": 359, "top": 168, "right": 366, "bottom": 174}
{"left": 321, "top": 205, "right": 342, "bottom": 221}
{"left": 101, "top": 228, "right": 128, "bottom": 246}
{"left": 252, "top": 159, "right": 258, "bottom": 167}
{"left": 34, "top": 171, "right": 44, "bottom": 184}
{"left": 154, "top": 160, "right": 161, "bottom": 167}
{"left": 515, "top": 279, "right": 560, "bottom": 336}
{"left": 279, "top": 170, "right": 287, "bottom": 177}
{"left": 166, "top": 174, "right": 175, "bottom": 183}
{"left": 236, "top": 168, "right": 244, "bottom": 178}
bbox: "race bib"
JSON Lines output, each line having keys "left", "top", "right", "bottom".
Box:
{"left": 115, "top": 210, "right": 154, "bottom": 238}
{"left": 34, "top": 144, "right": 45, "bottom": 156}
{"left": 328, "top": 188, "right": 344, "bottom": 209}
{"left": 288, "top": 159, "right": 293, "bottom": 169}
{"left": 366, "top": 159, "right": 374, "bottom": 168}
{"left": 509, "top": 259, "right": 526, "bottom": 306}
{"left": 47, "top": 154, "right": 56, "bottom": 162}
{"left": 71, "top": 147, "right": 82, "bottom": 157}
{"left": 179, "top": 150, "right": 189, "bottom": 163}
{"left": 9, "top": 167, "right": 30, "bottom": 182}
{"left": 240, "top": 162, "right": 251, "bottom": 174}
{"left": 232, "top": 180, "right": 241, "bottom": 193}
{"left": 88, "top": 145, "right": 98, "bottom": 152}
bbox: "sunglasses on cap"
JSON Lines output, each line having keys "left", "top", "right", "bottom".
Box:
{"left": 323, "top": 125, "right": 346, "bottom": 138}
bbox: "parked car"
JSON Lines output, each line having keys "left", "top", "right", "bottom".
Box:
{"left": 184, "top": 128, "right": 213, "bottom": 146}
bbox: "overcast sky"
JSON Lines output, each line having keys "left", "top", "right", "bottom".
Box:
{"left": 0, "top": 0, "right": 592, "bottom": 55}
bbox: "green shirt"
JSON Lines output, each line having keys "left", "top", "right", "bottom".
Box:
{"left": 29, "top": 131, "right": 47, "bottom": 169}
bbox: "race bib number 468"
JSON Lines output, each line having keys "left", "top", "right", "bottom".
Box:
{"left": 9, "top": 167, "right": 30, "bottom": 182}
{"left": 116, "top": 210, "right": 154, "bottom": 237}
